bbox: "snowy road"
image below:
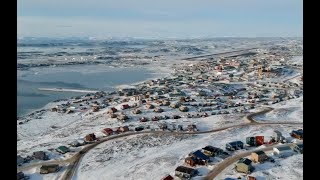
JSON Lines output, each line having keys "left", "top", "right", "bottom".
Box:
{"left": 204, "top": 142, "right": 303, "bottom": 180}
{"left": 17, "top": 107, "right": 302, "bottom": 180}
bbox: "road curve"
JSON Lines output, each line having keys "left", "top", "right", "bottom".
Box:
{"left": 17, "top": 107, "right": 303, "bottom": 180}
{"left": 203, "top": 142, "right": 303, "bottom": 180}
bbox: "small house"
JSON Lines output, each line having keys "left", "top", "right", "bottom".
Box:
{"left": 102, "top": 128, "right": 114, "bottom": 136}
{"left": 291, "top": 144, "right": 303, "bottom": 154}
{"left": 161, "top": 174, "right": 174, "bottom": 180}
{"left": 226, "top": 141, "right": 244, "bottom": 151}
{"left": 69, "top": 140, "right": 83, "bottom": 147}
{"left": 117, "top": 114, "right": 129, "bottom": 122}
{"left": 273, "top": 130, "right": 284, "bottom": 142}
{"left": 118, "top": 126, "right": 129, "bottom": 133}
{"left": 251, "top": 151, "right": 268, "bottom": 163}
{"left": 170, "top": 102, "right": 180, "bottom": 108}
{"left": 202, "top": 146, "right": 224, "bottom": 157}
{"left": 152, "top": 116, "right": 159, "bottom": 121}
{"left": 108, "top": 107, "right": 117, "bottom": 114}
{"left": 162, "top": 100, "right": 170, "bottom": 106}
{"left": 235, "top": 158, "right": 254, "bottom": 174}
{"left": 159, "top": 123, "right": 168, "bottom": 130}
{"left": 40, "top": 164, "right": 59, "bottom": 174}
{"left": 135, "top": 126, "right": 144, "bottom": 131}
{"left": 85, "top": 133, "right": 96, "bottom": 142}
{"left": 273, "top": 146, "right": 293, "bottom": 157}
{"left": 17, "top": 172, "right": 26, "bottom": 180}
{"left": 17, "top": 155, "right": 24, "bottom": 165}
{"left": 290, "top": 129, "right": 303, "bottom": 140}
{"left": 174, "top": 166, "right": 198, "bottom": 179}
{"left": 121, "top": 104, "right": 130, "bottom": 110}
{"left": 132, "top": 109, "right": 142, "bottom": 114}
{"left": 140, "top": 117, "right": 149, "bottom": 122}
{"left": 154, "top": 107, "right": 164, "bottom": 113}
{"left": 179, "top": 105, "right": 189, "bottom": 112}
{"left": 185, "top": 156, "right": 204, "bottom": 166}
{"left": 187, "top": 124, "right": 197, "bottom": 132}
{"left": 247, "top": 176, "right": 257, "bottom": 180}
{"left": 146, "top": 103, "right": 155, "bottom": 109}
{"left": 33, "top": 151, "right": 48, "bottom": 160}
{"left": 189, "top": 150, "right": 210, "bottom": 164}
{"left": 56, "top": 146, "right": 70, "bottom": 154}
{"left": 109, "top": 113, "right": 117, "bottom": 118}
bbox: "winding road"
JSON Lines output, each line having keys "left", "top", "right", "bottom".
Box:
{"left": 17, "top": 107, "right": 303, "bottom": 180}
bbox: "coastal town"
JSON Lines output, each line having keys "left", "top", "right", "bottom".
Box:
{"left": 17, "top": 39, "right": 303, "bottom": 180}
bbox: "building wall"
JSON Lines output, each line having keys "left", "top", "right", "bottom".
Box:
{"left": 236, "top": 163, "right": 249, "bottom": 173}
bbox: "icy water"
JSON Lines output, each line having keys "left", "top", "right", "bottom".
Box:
{"left": 17, "top": 65, "right": 156, "bottom": 117}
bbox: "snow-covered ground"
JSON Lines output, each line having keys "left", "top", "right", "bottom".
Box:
{"left": 75, "top": 124, "right": 302, "bottom": 180}
{"left": 255, "top": 96, "right": 303, "bottom": 123}
{"left": 215, "top": 153, "right": 303, "bottom": 180}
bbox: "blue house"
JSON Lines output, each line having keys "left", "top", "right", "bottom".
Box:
{"left": 226, "top": 141, "right": 244, "bottom": 151}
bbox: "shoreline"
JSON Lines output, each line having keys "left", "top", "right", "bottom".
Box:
{"left": 17, "top": 63, "right": 172, "bottom": 119}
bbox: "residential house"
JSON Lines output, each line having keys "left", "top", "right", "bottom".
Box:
{"left": 235, "top": 158, "right": 254, "bottom": 174}
{"left": 185, "top": 156, "right": 204, "bottom": 166}
{"left": 107, "top": 107, "right": 117, "bottom": 114}
{"left": 170, "top": 102, "right": 181, "bottom": 108}
{"left": 17, "top": 155, "right": 24, "bottom": 166}
{"left": 102, "top": 128, "right": 114, "bottom": 136}
{"left": 146, "top": 103, "right": 155, "bottom": 109}
{"left": 154, "top": 107, "right": 164, "bottom": 113}
{"left": 273, "top": 130, "right": 284, "bottom": 142}
{"left": 84, "top": 133, "right": 96, "bottom": 142}
{"left": 135, "top": 126, "right": 144, "bottom": 131}
{"left": 273, "top": 146, "right": 294, "bottom": 157}
{"left": 109, "top": 113, "right": 117, "bottom": 118}
{"left": 291, "top": 144, "right": 303, "bottom": 154}
{"left": 202, "top": 146, "right": 224, "bottom": 157}
{"left": 174, "top": 166, "right": 198, "bottom": 179}
{"left": 179, "top": 105, "right": 189, "bottom": 112}
{"left": 121, "top": 104, "right": 130, "bottom": 110}
{"left": 17, "top": 172, "right": 26, "bottom": 180}
{"left": 159, "top": 123, "right": 168, "bottom": 130}
{"left": 132, "top": 109, "right": 142, "bottom": 114}
{"left": 251, "top": 151, "right": 268, "bottom": 163}
{"left": 33, "top": 151, "right": 48, "bottom": 160}
{"left": 40, "top": 164, "right": 60, "bottom": 174}
{"left": 161, "top": 174, "right": 174, "bottom": 180}
{"left": 118, "top": 126, "right": 129, "bottom": 133}
{"left": 290, "top": 129, "right": 303, "bottom": 140}
{"left": 161, "top": 100, "right": 170, "bottom": 106}
{"left": 55, "top": 146, "right": 70, "bottom": 154}
{"left": 69, "top": 140, "right": 84, "bottom": 147}
{"left": 226, "top": 141, "right": 244, "bottom": 151}
{"left": 117, "top": 114, "right": 129, "bottom": 122}
{"left": 189, "top": 150, "right": 210, "bottom": 164}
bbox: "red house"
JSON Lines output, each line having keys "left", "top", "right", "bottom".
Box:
{"left": 102, "top": 128, "right": 113, "bottom": 136}
{"left": 108, "top": 107, "right": 117, "bottom": 114}
{"left": 255, "top": 136, "right": 264, "bottom": 146}
{"left": 121, "top": 104, "right": 130, "bottom": 110}
{"left": 161, "top": 174, "right": 174, "bottom": 180}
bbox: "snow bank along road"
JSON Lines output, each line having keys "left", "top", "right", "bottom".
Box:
{"left": 203, "top": 142, "right": 303, "bottom": 180}
{"left": 17, "top": 107, "right": 303, "bottom": 180}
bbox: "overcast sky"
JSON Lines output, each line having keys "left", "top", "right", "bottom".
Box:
{"left": 17, "top": 0, "right": 302, "bottom": 38}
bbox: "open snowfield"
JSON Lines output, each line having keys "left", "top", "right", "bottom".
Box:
{"left": 74, "top": 124, "right": 302, "bottom": 180}
{"left": 255, "top": 96, "right": 303, "bottom": 123}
